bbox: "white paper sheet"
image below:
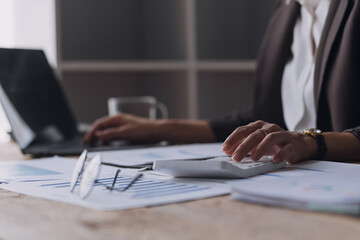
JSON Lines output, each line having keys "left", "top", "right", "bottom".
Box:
{"left": 229, "top": 161, "right": 360, "bottom": 215}
{"left": 226, "top": 160, "right": 360, "bottom": 184}
{"left": 0, "top": 156, "right": 74, "bottom": 182}
{"left": 88, "top": 143, "right": 226, "bottom": 166}
{"left": 0, "top": 157, "right": 230, "bottom": 211}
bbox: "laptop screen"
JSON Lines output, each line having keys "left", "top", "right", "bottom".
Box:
{"left": 0, "top": 48, "right": 78, "bottom": 149}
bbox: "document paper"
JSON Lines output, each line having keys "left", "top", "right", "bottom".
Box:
{"left": 89, "top": 143, "right": 226, "bottom": 167}
{"left": 230, "top": 161, "right": 360, "bottom": 215}
{"left": 0, "top": 157, "right": 230, "bottom": 211}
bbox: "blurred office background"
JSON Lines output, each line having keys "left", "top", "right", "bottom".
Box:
{"left": 0, "top": 0, "right": 275, "bottom": 137}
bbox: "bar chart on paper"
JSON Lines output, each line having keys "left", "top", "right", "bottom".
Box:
{"left": 44, "top": 176, "right": 220, "bottom": 200}
{"left": 1, "top": 174, "right": 229, "bottom": 211}
{"left": 1, "top": 164, "right": 230, "bottom": 210}
{"left": 0, "top": 158, "right": 229, "bottom": 210}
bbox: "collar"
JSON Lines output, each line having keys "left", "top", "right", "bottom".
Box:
{"left": 296, "top": 0, "right": 330, "bottom": 14}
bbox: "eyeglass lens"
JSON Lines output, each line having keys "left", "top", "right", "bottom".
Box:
{"left": 70, "top": 149, "right": 88, "bottom": 192}
{"left": 79, "top": 154, "right": 102, "bottom": 199}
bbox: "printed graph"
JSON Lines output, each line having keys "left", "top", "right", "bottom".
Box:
{"left": 41, "top": 176, "right": 211, "bottom": 199}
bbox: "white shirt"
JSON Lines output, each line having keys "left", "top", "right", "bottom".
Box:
{"left": 281, "top": 0, "right": 330, "bottom": 132}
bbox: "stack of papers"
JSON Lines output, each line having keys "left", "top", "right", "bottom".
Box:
{"left": 230, "top": 162, "right": 360, "bottom": 216}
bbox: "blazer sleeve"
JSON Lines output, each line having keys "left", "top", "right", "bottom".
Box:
{"left": 208, "top": 108, "right": 256, "bottom": 142}
{"left": 344, "top": 127, "right": 360, "bottom": 140}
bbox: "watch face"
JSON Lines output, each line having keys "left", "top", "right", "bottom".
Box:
{"left": 304, "top": 128, "right": 323, "bottom": 135}
{"left": 312, "top": 129, "right": 321, "bottom": 134}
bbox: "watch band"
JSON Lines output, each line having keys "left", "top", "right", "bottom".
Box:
{"left": 313, "top": 133, "right": 327, "bottom": 160}
{"left": 303, "top": 129, "right": 328, "bottom": 160}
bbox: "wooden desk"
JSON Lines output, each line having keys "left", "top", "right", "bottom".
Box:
{"left": 0, "top": 141, "right": 359, "bottom": 240}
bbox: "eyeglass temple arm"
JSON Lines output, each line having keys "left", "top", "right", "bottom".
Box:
{"left": 110, "top": 169, "right": 121, "bottom": 191}
{"left": 121, "top": 173, "right": 143, "bottom": 192}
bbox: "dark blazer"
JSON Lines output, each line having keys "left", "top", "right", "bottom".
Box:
{"left": 210, "top": 0, "right": 360, "bottom": 142}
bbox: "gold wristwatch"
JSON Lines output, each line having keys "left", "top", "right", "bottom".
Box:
{"left": 303, "top": 128, "right": 327, "bottom": 160}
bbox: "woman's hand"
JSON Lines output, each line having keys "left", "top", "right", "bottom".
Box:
{"left": 83, "top": 113, "right": 158, "bottom": 144}
{"left": 222, "top": 120, "right": 318, "bottom": 163}
{"left": 83, "top": 114, "right": 217, "bottom": 145}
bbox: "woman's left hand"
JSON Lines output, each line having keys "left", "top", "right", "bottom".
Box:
{"left": 222, "top": 120, "right": 318, "bottom": 164}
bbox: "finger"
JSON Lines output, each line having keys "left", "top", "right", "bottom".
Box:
{"left": 222, "top": 121, "right": 264, "bottom": 154}
{"left": 95, "top": 127, "right": 129, "bottom": 142}
{"left": 83, "top": 130, "right": 97, "bottom": 144}
{"left": 83, "top": 116, "right": 122, "bottom": 143}
{"left": 261, "top": 123, "right": 284, "bottom": 133}
{"left": 273, "top": 144, "right": 298, "bottom": 164}
{"left": 251, "top": 132, "right": 291, "bottom": 161}
{"left": 83, "top": 117, "right": 111, "bottom": 143}
{"left": 232, "top": 129, "right": 266, "bottom": 161}
{"left": 222, "top": 127, "right": 249, "bottom": 155}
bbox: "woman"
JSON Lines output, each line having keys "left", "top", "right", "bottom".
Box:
{"left": 84, "top": 0, "right": 360, "bottom": 163}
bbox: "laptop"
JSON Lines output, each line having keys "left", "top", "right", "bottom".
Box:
{"left": 0, "top": 48, "right": 150, "bottom": 156}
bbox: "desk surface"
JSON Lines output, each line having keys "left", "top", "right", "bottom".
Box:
{"left": 0, "top": 141, "right": 359, "bottom": 240}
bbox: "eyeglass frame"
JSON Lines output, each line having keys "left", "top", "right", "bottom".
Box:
{"left": 70, "top": 150, "right": 143, "bottom": 199}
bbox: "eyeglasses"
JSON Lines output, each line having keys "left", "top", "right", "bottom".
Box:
{"left": 70, "top": 150, "right": 143, "bottom": 199}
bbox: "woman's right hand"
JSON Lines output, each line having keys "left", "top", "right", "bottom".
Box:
{"left": 82, "top": 113, "right": 158, "bottom": 144}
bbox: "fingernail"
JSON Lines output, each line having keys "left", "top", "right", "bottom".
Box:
{"left": 232, "top": 153, "right": 241, "bottom": 162}
{"left": 222, "top": 143, "right": 230, "bottom": 151}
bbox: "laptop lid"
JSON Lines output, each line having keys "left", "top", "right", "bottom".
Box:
{"left": 0, "top": 48, "right": 79, "bottom": 150}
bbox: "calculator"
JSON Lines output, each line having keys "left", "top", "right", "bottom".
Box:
{"left": 153, "top": 156, "right": 286, "bottom": 179}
